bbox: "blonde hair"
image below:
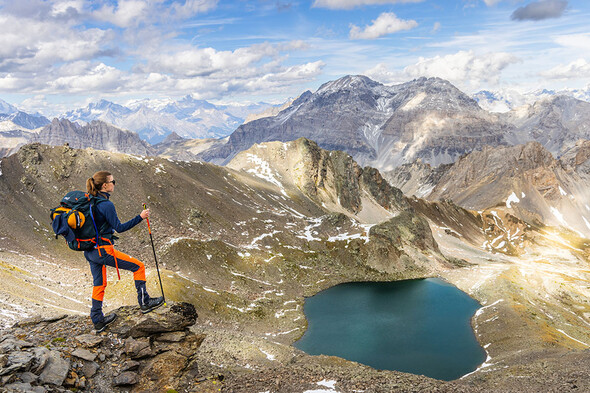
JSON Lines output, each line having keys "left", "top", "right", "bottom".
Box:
{"left": 86, "top": 171, "right": 111, "bottom": 196}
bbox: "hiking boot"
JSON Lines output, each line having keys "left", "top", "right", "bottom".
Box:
{"left": 94, "top": 313, "right": 117, "bottom": 333}
{"left": 140, "top": 296, "right": 165, "bottom": 314}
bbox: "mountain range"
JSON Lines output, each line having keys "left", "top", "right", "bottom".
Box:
{"left": 198, "top": 75, "right": 590, "bottom": 172}
{"left": 63, "top": 96, "right": 276, "bottom": 144}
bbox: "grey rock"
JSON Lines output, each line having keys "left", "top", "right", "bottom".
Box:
{"left": 0, "top": 363, "right": 23, "bottom": 376}
{"left": 3, "top": 382, "right": 32, "bottom": 391}
{"left": 124, "top": 337, "right": 151, "bottom": 359}
{"left": 7, "top": 351, "right": 34, "bottom": 369}
{"left": 18, "top": 371, "right": 37, "bottom": 383}
{"left": 30, "top": 347, "right": 50, "bottom": 375}
{"left": 13, "top": 314, "right": 67, "bottom": 328}
{"left": 156, "top": 331, "right": 187, "bottom": 342}
{"left": 74, "top": 334, "right": 104, "bottom": 348}
{"left": 38, "top": 351, "right": 70, "bottom": 386}
{"left": 113, "top": 371, "right": 139, "bottom": 386}
{"left": 81, "top": 361, "right": 100, "bottom": 378}
{"left": 111, "top": 302, "right": 197, "bottom": 338}
{"left": 121, "top": 360, "right": 140, "bottom": 371}
{"left": 71, "top": 348, "right": 97, "bottom": 362}
{"left": 0, "top": 353, "right": 7, "bottom": 367}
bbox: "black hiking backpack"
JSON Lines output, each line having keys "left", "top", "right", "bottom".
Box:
{"left": 50, "top": 191, "right": 107, "bottom": 251}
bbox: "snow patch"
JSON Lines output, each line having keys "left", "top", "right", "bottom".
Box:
{"left": 245, "top": 153, "right": 288, "bottom": 197}
{"left": 506, "top": 192, "right": 520, "bottom": 208}
{"left": 303, "top": 379, "right": 340, "bottom": 393}
{"left": 557, "top": 329, "right": 590, "bottom": 347}
{"left": 259, "top": 348, "right": 276, "bottom": 361}
{"left": 559, "top": 186, "right": 567, "bottom": 196}
{"left": 550, "top": 207, "right": 568, "bottom": 227}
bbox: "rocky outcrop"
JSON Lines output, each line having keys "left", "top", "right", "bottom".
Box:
{"left": 227, "top": 138, "right": 409, "bottom": 220}
{"left": 0, "top": 302, "right": 200, "bottom": 392}
{"left": 31, "top": 119, "right": 155, "bottom": 156}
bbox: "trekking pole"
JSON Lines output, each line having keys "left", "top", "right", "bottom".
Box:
{"left": 143, "top": 203, "right": 166, "bottom": 304}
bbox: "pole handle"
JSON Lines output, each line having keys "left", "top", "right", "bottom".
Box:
{"left": 143, "top": 203, "right": 152, "bottom": 233}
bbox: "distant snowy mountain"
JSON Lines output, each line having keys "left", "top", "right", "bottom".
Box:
{"left": 473, "top": 86, "right": 590, "bottom": 112}
{"left": 0, "top": 98, "right": 50, "bottom": 130}
{"left": 63, "top": 96, "right": 276, "bottom": 144}
{"left": 0, "top": 98, "right": 18, "bottom": 115}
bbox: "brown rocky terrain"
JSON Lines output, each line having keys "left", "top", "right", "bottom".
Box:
{"left": 1, "top": 141, "right": 589, "bottom": 392}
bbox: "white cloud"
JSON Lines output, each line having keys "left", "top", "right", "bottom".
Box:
{"left": 364, "top": 63, "right": 405, "bottom": 84}
{"left": 92, "top": 0, "right": 148, "bottom": 28}
{"left": 404, "top": 50, "right": 519, "bottom": 88}
{"left": 170, "top": 0, "right": 219, "bottom": 19}
{"left": 483, "top": 0, "right": 503, "bottom": 5}
{"left": 0, "top": 14, "right": 113, "bottom": 73}
{"left": 553, "top": 33, "right": 590, "bottom": 50}
{"left": 139, "top": 41, "right": 309, "bottom": 79}
{"left": 313, "top": 0, "right": 423, "bottom": 10}
{"left": 432, "top": 22, "right": 441, "bottom": 33}
{"left": 349, "top": 12, "right": 418, "bottom": 39}
{"left": 366, "top": 50, "right": 521, "bottom": 91}
{"left": 511, "top": 0, "right": 568, "bottom": 21}
{"left": 540, "top": 59, "right": 590, "bottom": 79}
{"left": 49, "top": 63, "right": 125, "bottom": 93}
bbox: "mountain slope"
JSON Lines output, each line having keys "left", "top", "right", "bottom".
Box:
{"left": 31, "top": 119, "right": 155, "bottom": 155}
{"left": 419, "top": 141, "right": 590, "bottom": 237}
{"left": 1, "top": 142, "right": 590, "bottom": 391}
{"left": 503, "top": 95, "right": 590, "bottom": 156}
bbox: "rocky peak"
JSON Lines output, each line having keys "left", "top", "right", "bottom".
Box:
{"left": 0, "top": 302, "right": 202, "bottom": 392}
{"left": 316, "top": 75, "right": 383, "bottom": 94}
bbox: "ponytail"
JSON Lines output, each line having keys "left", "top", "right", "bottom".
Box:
{"left": 87, "top": 171, "right": 111, "bottom": 196}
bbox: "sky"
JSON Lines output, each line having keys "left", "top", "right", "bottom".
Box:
{"left": 1, "top": 0, "right": 589, "bottom": 116}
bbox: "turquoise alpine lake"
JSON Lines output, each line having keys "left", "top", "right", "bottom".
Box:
{"left": 294, "top": 278, "right": 487, "bottom": 381}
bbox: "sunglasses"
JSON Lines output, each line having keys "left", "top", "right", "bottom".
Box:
{"left": 106, "top": 180, "right": 116, "bottom": 185}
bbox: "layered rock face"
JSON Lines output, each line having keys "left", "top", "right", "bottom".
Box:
{"left": 404, "top": 141, "right": 590, "bottom": 237}
{"left": 31, "top": 119, "right": 155, "bottom": 156}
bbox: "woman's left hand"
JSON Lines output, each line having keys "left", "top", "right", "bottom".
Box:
{"left": 140, "top": 209, "right": 150, "bottom": 219}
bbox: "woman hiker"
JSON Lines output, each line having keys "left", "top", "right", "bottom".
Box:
{"left": 85, "top": 171, "right": 164, "bottom": 333}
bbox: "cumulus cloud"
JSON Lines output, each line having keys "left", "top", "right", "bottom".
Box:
{"left": 0, "top": 0, "right": 322, "bottom": 108}
{"left": 313, "top": 0, "right": 423, "bottom": 10}
{"left": 483, "top": 0, "right": 502, "bottom": 5}
{"left": 364, "top": 63, "right": 405, "bottom": 84}
{"left": 0, "top": 14, "right": 114, "bottom": 73}
{"left": 540, "top": 59, "right": 590, "bottom": 79}
{"left": 366, "top": 50, "right": 520, "bottom": 90}
{"left": 511, "top": 0, "right": 568, "bottom": 21}
{"left": 349, "top": 12, "right": 418, "bottom": 39}
{"left": 141, "top": 41, "right": 308, "bottom": 78}
{"left": 49, "top": 63, "right": 126, "bottom": 93}
{"left": 404, "top": 50, "right": 520, "bottom": 86}
{"left": 92, "top": 0, "right": 149, "bottom": 28}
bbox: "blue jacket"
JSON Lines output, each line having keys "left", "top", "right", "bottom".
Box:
{"left": 94, "top": 192, "right": 143, "bottom": 243}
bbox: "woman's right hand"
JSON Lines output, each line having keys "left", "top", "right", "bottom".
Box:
{"left": 140, "top": 209, "right": 150, "bottom": 219}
